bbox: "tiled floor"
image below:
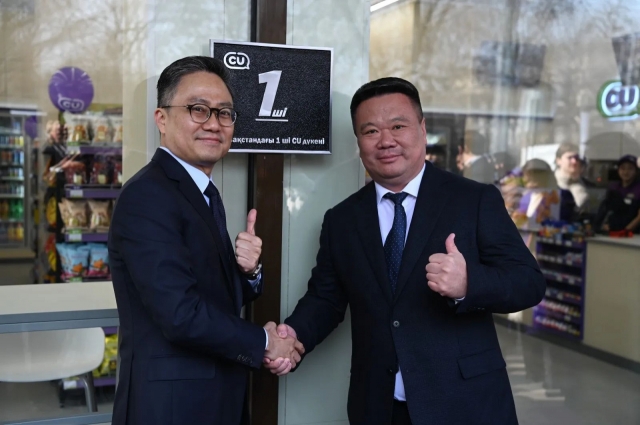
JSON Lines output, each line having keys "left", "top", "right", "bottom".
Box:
{"left": 0, "top": 324, "right": 638, "bottom": 424}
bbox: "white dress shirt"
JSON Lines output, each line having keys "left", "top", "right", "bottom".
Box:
{"left": 159, "top": 147, "right": 267, "bottom": 348}
{"left": 375, "top": 165, "right": 425, "bottom": 402}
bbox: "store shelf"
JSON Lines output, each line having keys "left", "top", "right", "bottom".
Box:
{"left": 0, "top": 218, "right": 24, "bottom": 224}
{"left": 66, "top": 144, "right": 122, "bottom": 155}
{"left": 62, "top": 376, "right": 116, "bottom": 390}
{"left": 0, "top": 242, "right": 26, "bottom": 249}
{"left": 0, "top": 176, "right": 24, "bottom": 181}
{"left": 540, "top": 268, "right": 583, "bottom": 286}
{"left": 533, "top": 318, "right": 581, "bottom": 339}
{"left": 63, "top": 275, "right": 111, "bottom": 283}
{"left": 534, "top": 306, "right": 582, "bottom": 325}
{"left": 0, "top": 194, "right": 24, "bottom": 199}
{"left": 0, "top": 163, "right": 23, "bottom": 167}
{"left": 538, "top": 237, "right": 585, "bottom": 249}
{"left": 536, "top": 253, "right": 583, "bottom": 267}
{"left": 65, "top": 231, "right": 109, "bottom": 242}
{"left": 544, "top": 289, "right": 582, "bottom": 306}
{"left": 0, "top": 145, "right": 23, "bottom": 150}
{"left": 65, "top": 185, "right": 121, "bottom": 199}
{"left": 103, "top": 326, "right": 118, "bottom": 335}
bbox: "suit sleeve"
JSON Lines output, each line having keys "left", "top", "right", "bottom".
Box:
{"left": 111, "top": 179, "right": 266, "bottom": 368}
{"left": 456, "top": 184, "right": 546, "bottom": 314}
{"left": 284, "top": 208, "right": 349, "bottom": 354}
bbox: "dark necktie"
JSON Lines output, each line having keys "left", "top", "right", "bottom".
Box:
{"left": 383, "top": 192, "right": 409, "bottom": 293}
{"left": 204, "top": 182, "right": 234, "bottom": 260}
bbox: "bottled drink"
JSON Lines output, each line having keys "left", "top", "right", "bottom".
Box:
{"left": 15, "top": 223, "right": 24, "bottom": 241}
{"left": 7, "top": 223, "right": 15, "bottom": 242}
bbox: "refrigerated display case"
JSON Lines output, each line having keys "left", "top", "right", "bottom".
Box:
{"left": 0, "top": 109, "right": 37, "bottom": 255}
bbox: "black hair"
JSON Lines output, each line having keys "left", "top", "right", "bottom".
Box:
{"left": 157, "top": 56, "right": 233, "bottom": 107}
{"left": 349, "top": 77, "right": 423, "bottom": 134}
{"left": 462, "top": 130, "right": 490, "bottom": 155}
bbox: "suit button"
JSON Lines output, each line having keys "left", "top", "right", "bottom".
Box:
{"left": 388, "top": 368, "right": 395, "bottom": 375}
{"left": 393, "top": 320, "right": 400, "bottom": 328}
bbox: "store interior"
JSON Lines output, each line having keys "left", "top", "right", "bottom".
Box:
{"left": 1, "top": 0, "right": 639, "bottom": 424}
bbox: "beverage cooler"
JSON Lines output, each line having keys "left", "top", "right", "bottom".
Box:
{"left": 0, "top": 110, "right": 36, "bottom": 253}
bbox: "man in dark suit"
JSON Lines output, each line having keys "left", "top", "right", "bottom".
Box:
{"left": 265, "top": 77, "right": 545, "bottom": 424}
{"left": 108, "top": 56, "right": 302, "bottom": 425}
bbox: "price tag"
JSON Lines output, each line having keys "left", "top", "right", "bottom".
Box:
{"left": 63, "top": 380, "right": 78, "bottom": 390}
{"left": 68, "top": 233, "right": 82, "bottom": 242}
{"left": 69, "top": 189, "right": 83, "bottom": 198}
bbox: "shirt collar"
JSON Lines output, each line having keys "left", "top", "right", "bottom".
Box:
{"left": 375, "top": 164, "right": 425, "bottom": 205}
{"left": 160, "top": 146, "right": 214, "bottom": 194}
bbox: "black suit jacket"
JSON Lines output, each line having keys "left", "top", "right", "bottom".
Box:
{"left": 108, "top": 149, "right": 266, "bottom": 425}
{"left": 286, "top": 162, "right": 545, "bottom": 425}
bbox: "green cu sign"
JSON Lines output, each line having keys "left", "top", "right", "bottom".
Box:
{"left": 597, "top": 80, "right": 639, "bottom": 120}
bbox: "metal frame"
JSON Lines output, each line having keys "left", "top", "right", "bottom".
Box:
{"left": 209, "top": 39, "right": 334, "bottom": 155}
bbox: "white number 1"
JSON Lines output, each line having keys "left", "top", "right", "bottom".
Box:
{"left": 258, "top": 70, "right": 282, "bottom": 117}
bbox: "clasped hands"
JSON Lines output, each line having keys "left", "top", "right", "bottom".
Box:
{"left": 262, "top": 322, "right": 303, "bottom": 376}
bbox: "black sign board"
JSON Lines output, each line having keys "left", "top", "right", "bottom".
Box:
{"left": 612, "top": 32, "right": 640, "bottom": 87}
{"left": 210, "top": 40, "right": 333, "bottom": 154}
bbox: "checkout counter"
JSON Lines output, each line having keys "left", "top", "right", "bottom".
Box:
{"left": 583, "top": 236, "right": 640, "bottom": 363}
{"left": 506, "top": 231, "right": 640, "bottom": 366}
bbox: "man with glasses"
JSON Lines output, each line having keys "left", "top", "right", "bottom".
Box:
{"left": 108, "top": 56, "right": 303, "bottom": 425}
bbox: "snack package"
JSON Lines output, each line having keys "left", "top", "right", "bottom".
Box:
{"left": 56, "top": 243, "right": 90, "bottom": 278}
{"left": 94, "top": 334, "right": 118, "bottom": 377}
{"left": 92, "top": 117, "right": 111, "bottom": 144}
{"left": 88, "top": 200, "right": 110, "bottom": 230}
{"left": 65, "top": 114, "right": 90, "bottom": 143}
{"left": 113, "top": 159, "right": 122, "bottom": 185}
{"left": 87, "top": 243, "right": 109, "bottom": 277}
{"left": 64, "top": 161, "right": 86, "bottom": 185}
{"left": 111, "top": 116, "right": 123, "bottom": 144}
{"left": 59, "top": 199, "right": 88, "bottom": 229}
{"left": 90, "top": 155, "right": 109, "bottom": 185}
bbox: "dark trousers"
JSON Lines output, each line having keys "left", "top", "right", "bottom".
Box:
{"left": 392, "top": 400, "right": 412, "bottom": 425}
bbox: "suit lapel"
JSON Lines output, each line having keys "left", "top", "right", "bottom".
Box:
{"left": 152, "top": 149, "right": 238, "bottom": 305}
{"left": 394, "top": 162, "right": 452, "bottom": 300}
{"left": 356, "top": 183, "right": 393, "bottom": 306}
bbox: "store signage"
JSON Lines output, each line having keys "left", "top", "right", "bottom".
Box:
{"left": 48, "top": 67, "right": 94, "bottom": 114}
{"left": 597, "top": 80, "right": 639, "bottom": 121}
{"left": 211, "top": 40, "right": 333, "bottom": 154}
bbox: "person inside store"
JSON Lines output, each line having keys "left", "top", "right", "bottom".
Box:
{"left": 554, "top": 143, "right": 594, "bottom": 210}
{"left": 455, "top": 129, "right": 496, "bottom": 183}
{"left": 108, "top": 56, "right": 303, "bottom": 425}
{"left": 264, "top": 77, "right": 546, "bottom": 425}
{"left": 594, "top": 154, "right": 640, "bottom": 234}
{"left": 517, "top": 158, "right": 577, "bottom": 223}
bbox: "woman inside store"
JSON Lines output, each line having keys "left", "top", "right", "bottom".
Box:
{"left": 595, "top": 155, "right": 640, "bottom": 234}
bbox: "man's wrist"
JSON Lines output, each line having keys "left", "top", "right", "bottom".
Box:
{"left": 244, "top": 261, "right": 262, "bottom": 279}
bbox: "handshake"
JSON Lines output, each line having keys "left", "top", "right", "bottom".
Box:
{"left": 263, "top": 322, "right": 305, "bottom": 376}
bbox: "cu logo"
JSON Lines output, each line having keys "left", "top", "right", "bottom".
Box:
{"left": 223, "top": 52, "right": 250, "bottom": 70}
{"left": 598, "top": 81, "right": 639, "bottom": 119}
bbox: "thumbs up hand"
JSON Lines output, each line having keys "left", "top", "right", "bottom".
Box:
{"left": 425, "top": 233, "right": 467, "bottom": 299}
{"left": 236, "top": 209, "right": 263, "bottom": 275}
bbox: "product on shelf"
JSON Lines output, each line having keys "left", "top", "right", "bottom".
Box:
{"left": 58, "top": 199, "right": 88, "bottom": 229}
{"left": 111, "top": 116, "right": 123, "bottom": 144}
{"left": 65, "top": 114, "right": 90, "bottom": 143}
{"left": 46, "top": 196, "right": 58, "bottom": 228}
{"left": 63, "top": 160, "right": 86, "bottom": 185}
{"left": 87, "top": 243, "right": 110, "bottom": 277}
{"left": 92, "top": 117, "right": 111, "bottom": 144}
{"left": 93, "top": 333, "right": 118, "bottom": 377}
{"left": 88, "top": 200, "right": 111, "bottom": 230}
{"left": 57, "top": 243, "right": 90, "bottom": 278}
{"left": 113, "top": 158, "right": 122, "bottom": 185}
{"left": 90, "top": 155, "right": 109, "bottom": 184}
{"left": 56, "top": 242, "right": 109, "bottom": 279}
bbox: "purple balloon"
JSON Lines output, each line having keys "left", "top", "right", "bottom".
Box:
{"left": 48, "top": 67, "right": 94, "bottom": 113}
{"left": 25, "top": 116, "right": 38, "bottom": 139}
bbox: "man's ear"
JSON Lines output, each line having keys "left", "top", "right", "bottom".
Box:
{"left": 154, "top": 108, "right": 167, "bottom": 135}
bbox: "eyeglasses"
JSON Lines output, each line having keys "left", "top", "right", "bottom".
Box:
{"left": 161, "top": 104, "right": 238, "bottom": 126}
